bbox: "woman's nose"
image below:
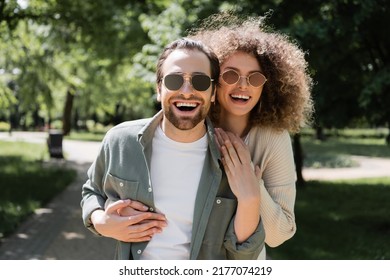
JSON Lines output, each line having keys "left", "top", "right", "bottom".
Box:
{"left": 238, "top": 76, "right": 249, "bottom": 88}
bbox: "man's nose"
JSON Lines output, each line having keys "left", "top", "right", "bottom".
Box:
{"left": 180, "top": 78, "right": 194, "bottom": 94}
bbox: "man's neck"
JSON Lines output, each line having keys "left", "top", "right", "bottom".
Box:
{"left": 160, "top": 118, "right": 207, "bottom": 143}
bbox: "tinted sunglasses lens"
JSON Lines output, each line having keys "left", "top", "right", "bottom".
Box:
{"left": 164, "top": 74, "right": 184, "bottom": 91}
{"left": 222, "top": 70, "right": 239, "bottom": 85}
{"left": 249, "top": 73, "right": 267, "bottom": 87}
{"left": 192, "top": 75, "right": 211, "bottom": 91}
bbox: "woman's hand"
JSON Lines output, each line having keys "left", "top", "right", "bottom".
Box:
{"left": 215, "top": 128, "right": 262, "bottom": 200}
{"left": 215, "top": 127, "right": 262, "bottom": 243}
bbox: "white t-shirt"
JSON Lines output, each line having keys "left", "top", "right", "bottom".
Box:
{"left": 140, "top": 125, "right": 207, "bottom": 260}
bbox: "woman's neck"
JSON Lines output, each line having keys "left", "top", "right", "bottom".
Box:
{"left": 218, "top": 111, "right": 250, "bottom": 138}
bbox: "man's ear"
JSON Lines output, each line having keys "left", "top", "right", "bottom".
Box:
{"left": 211, "top": 87, "right": 216, "bottom": 103}
{"left": 156, "top": 85, "right": 161, "bottom": 102}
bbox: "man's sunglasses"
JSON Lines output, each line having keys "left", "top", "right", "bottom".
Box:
{"left": 220, "top": 69, "right": 267, "bottom": 88}
{"left": 162, "top": 73, "right": 214, "bottom": 92}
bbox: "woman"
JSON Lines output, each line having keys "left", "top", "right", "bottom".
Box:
{"left": 189, "top": 13, "right": 314, "bottom": 259}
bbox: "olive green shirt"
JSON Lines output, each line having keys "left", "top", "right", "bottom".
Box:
{"left": 81, "top": 111, "right": 264, "bottom": 259}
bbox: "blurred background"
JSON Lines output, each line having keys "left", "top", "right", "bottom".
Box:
{"left": 0, "top": 0, "right": 389, "bottom": 260}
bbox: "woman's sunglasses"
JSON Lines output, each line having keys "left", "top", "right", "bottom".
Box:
{"left": 162, "top": 73, "right": 214, "bottom": 92}
{"left": 220, "top": 69, "right": 267, "bottom": 88}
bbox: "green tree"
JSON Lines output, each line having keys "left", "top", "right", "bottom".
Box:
{"left": 0, "top": 1, "right": 155, "bottom": 133}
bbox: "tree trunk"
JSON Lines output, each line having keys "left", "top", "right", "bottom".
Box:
{"left": 73, "top": 108, "right": 80, "bottom": 131}
{"left": 112, "top": 102, "right": 123, "bottom": 125}
{"left": 62, "top": 88, "right": 74, "bottom": 136}
{"left": 32, "top": 106, "right": 44, "bottom": 129}
{"left": 293, "top": 133, "right": 305, "bottom": 187}
{"left": 315, "top": 125, "right": 325, "bottom": 141}
{"left": 387, "top": 122, "right": 390, "bottom": 146}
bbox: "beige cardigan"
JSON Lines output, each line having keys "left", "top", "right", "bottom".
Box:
{"left": 247, "top": 126, "right": 296, "bottom": 251}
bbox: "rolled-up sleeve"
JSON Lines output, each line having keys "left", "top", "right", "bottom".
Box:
{"left": 224, "top": 217, "right": 265, "bottom": 260}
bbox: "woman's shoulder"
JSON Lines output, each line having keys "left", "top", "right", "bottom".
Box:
{"left": 247, "top": 126, "right": 293, "bottom": 162}
{"left": 248, "top": 125, "right": 289, "bottom": 140}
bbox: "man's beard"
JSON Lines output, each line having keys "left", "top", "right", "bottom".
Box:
{"left": 165, "top": 110, "right": 205, "bottom": 130}
{"left": 163, "top": 100, "right": 210, "bottom": 130}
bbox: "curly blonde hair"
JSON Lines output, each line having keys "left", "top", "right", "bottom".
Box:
{"left": 188, "top": 13, "right": 314, "bottom": 133}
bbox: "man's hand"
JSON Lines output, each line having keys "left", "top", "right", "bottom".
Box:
{"left": 91, "top": 199, "right": 167, "bottom": 242}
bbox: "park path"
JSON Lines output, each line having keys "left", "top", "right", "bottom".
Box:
{"left": 303, "top": 155, "right": 390, "bottom": 180}
{"left": 0, "top": 131, "right": 389, "bottom": 259}
{"left": 0, "top": 131, "right": 115, "bottom": 259}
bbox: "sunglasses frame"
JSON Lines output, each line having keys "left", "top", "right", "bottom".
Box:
{"left": 220, "top": 69, "right": 267, "bottom": 88}
{"left": 162, "top": 73, "right": 214, "bottom": 92}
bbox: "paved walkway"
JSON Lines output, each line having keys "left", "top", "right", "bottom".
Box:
{"left": 0, "top": 131, "right": 115, "bottom": 259}
{"left": 303, "top": 155, "right": 390, "bottom": 180}
{"left": 0, "top": 131, "right": 389, "bottom": 259}
{"left": 0, "top": 161, "right": 116, "bottom": 260}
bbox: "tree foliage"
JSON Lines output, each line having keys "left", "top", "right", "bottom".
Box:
{"left": 228, "top": 0, "right": 389, "bottom": 131}
{"left": 0, "top": 0, "right": 389, "bottom": 136}
{"left": 1, "top": 1, "right": 157, "bottom": 130}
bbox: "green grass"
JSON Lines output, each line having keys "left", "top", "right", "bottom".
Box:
{"left": 268, "top": 177, "right": 390, "bottom": 260}
{"left": 0, "top": 140, "right": 49, "bottom": 160}
{"left": 302, "top": 136, "right": 390, "bottom": 168}
{"left": 0, "top": 140, "right": 77, "bottom": 239}
{"left": 301, "top": 127, "right": 389, "bottom": 139}
{"left": 65, "top": 131, "right": 105, "bottom": 142}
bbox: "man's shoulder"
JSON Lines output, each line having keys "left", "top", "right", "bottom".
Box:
{"left": 115, "top": 118, "right": 152, "bottom": 130}
{"left": 105, "top": 118, "right": 152, "bottom": 140}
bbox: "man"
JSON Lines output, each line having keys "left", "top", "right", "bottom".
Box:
{"left": 81, "top": 38, "right": 264, "bottom": 260}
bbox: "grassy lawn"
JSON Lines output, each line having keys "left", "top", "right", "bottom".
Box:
{"left": 268, "top": 177, "right": 390, "bottom": 260}
{"left": 65, "top": 131, "right": 105, "bottom": 142}
{"left": 301, "top": 133, "right": 390, "bottom": 168}
{"left": 0, "top": 140, "right": 77, "bottom": 239}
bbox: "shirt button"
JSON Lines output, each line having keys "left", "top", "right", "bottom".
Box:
{"left": 216, "top": 199, "right": 221, "bottom": 204}
{"left": 149, "top": 207, "right": 154, "bottom": 212}
{"left": 148, "top": 187, "right": 152, "bottom": 192}
{"left": 119, "top": 182, "right": 124, "bottom": 187}
{"left": 137, "top": 250, "right": 142, "bottom": 254}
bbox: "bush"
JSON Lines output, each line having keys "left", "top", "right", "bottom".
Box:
{"left": 0, "top": 121, "right": 10, "bottom": 132}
